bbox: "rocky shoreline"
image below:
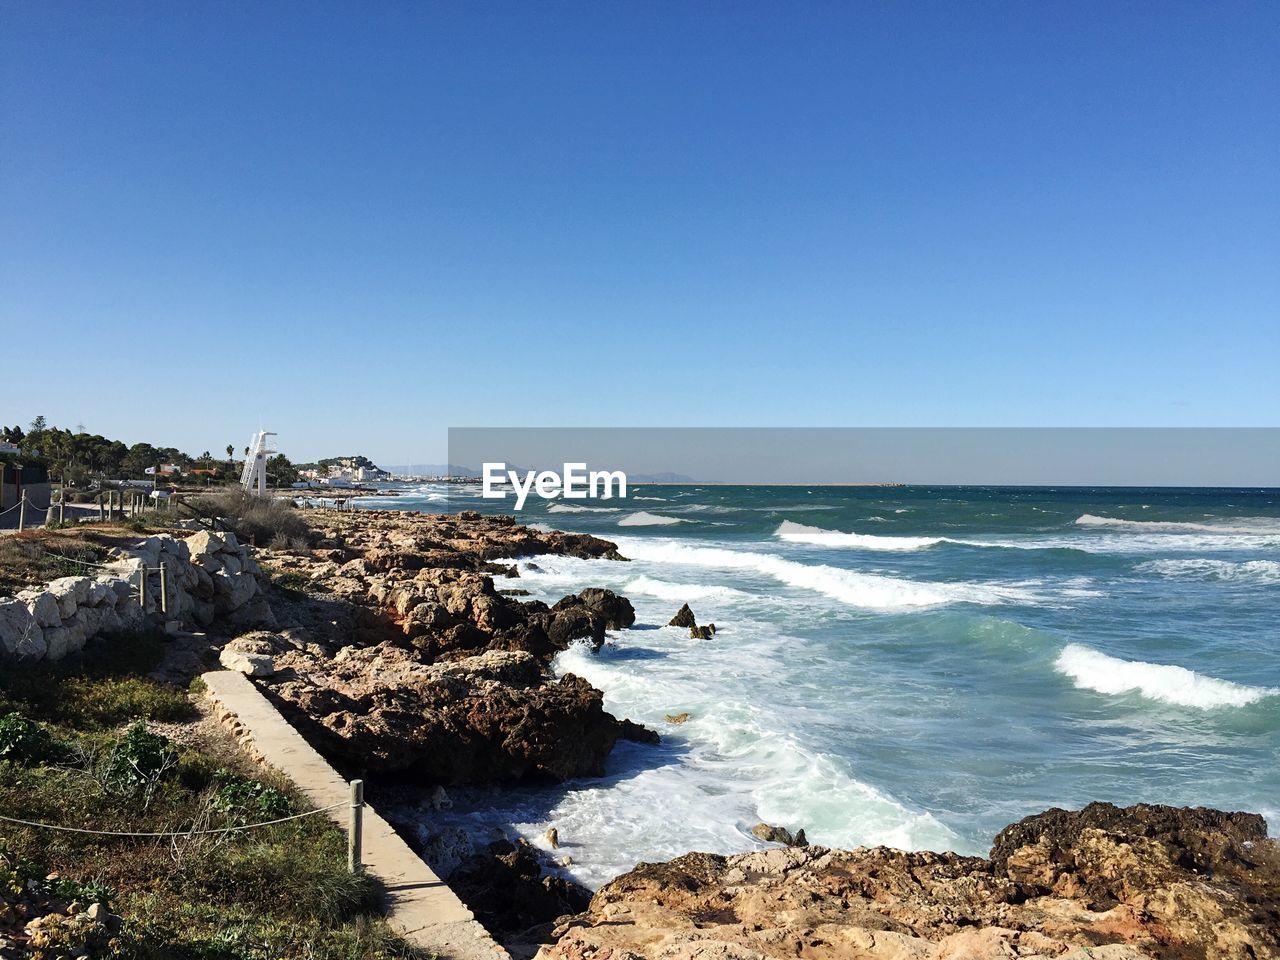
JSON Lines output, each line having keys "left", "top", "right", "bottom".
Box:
{"left": 539, "top": 802, "right": 1279, "bottom": 960}
{"left": 237, "top": 508, "right": 1278, "bottom": 960}
{"left": 250, "top": 510, "right": 657, "bottom": 785}
{"left": 5, "top": 507, "right": 1277, "bottom": 959}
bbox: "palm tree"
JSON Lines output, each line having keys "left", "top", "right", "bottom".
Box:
{"left": 226, "top": 444, "right": 235, "bottom": 459}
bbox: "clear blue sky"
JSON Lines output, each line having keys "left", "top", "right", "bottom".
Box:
{"left": 2, "top": 1, "right": 1277, "bottom": 464}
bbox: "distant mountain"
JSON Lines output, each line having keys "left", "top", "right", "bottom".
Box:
{"left": 630, "top": 472, "right": 697, "bottom": 483}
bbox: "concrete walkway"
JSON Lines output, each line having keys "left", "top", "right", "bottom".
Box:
{"left": 201, "top": 670, "right": 510, "bottom": 960}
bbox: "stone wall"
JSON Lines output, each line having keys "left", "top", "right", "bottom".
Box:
{"left": 0, "top": 529, "right": 272, "bottom": 661}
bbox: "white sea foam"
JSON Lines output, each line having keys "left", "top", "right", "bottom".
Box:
{"left": 617, "top": 538, "right": 1040, "bottom": 609}
{"left": 468, "top": 637, "right": 964, "bottom": 887}
{"left": 1055, "top": 643, "right": 1277, "bottom": 709}
{"left": 1075, "top": 514, "right": 1280, "bottom": 535}
{"left": 618, "top": 512, "right": 689, "bottom": 526}
{"left": 623, "top": 575, "right": 746, "bottom": 602}
{"left": 546, "top": 503, "right": 621, "bottom": 513}
{"left": 775, "top": 521, "right": 948, "bottom": 551}
{"left": 1137, "top": 558, "right": 1280, "bottom": 585}
{"left": 959, "top": 531, "right": 1280, "bottom": 554}
{"left": 631, "top": 496, "right": 667, "bottom": 501}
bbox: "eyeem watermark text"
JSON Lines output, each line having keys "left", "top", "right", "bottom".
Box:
{"left": 482, "top": 462, "right": 627, "bottom": 510}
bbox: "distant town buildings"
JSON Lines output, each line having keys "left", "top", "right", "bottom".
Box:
{"left": 297, "top": 457, "right": 389, "bottom": 488}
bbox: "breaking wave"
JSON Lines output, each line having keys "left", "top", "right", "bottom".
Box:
{"left": 623, "top": 575, "right": 747, "bottom": 602}
{"left": 775, "top": 521, "right": 948, "bottom": 551}
{"left": 1055, "top": 643, "right": 1277, "bottom": 709}
{"left": 1137, "top": 558, "right": 1280, "bottom": 585}
{"left": 1075, "top": 514, "right": 1280, "bottom": 535}
{"left": 546, "top": 503, "right": 621, "bottom": 513}
{"left": 618, "top": 512, "right": 689, "bottom": 526}
{"left": 616, "top": 539, "right": 1040, "bottom": 610}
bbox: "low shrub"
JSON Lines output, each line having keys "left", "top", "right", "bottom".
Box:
{"left": 187, "top": 491, "right": 315, "bottom": 549}
{"left": 0, "top": 711, "right": 59, "bottom": 765}
{"left": 102, "top": 722, "right": 177, "bottom": 794}
{"left": 269, "top": 569, "right": 313, "bottom": 596}
{"left": 211, "top": 774, "right": 292, "bottom": 822}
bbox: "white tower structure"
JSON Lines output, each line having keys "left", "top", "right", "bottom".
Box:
{"left": 240, "top": 430, "right": 277, "bottom": 496}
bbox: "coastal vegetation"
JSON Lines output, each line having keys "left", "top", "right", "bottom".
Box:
{"left": 0, "top": 632, "right": 429, "bottom": 959}
{"left": 184, "top": 491, "right": 315, "bottom": 551}
{"left": 1, "top": 418, "right": 300, "bottom": 488}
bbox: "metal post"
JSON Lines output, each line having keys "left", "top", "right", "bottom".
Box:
{"left": 348, "top": 779, "right": 364, "bottom": 873}
{"left": 138, "top": 566, "right": 147, "bottom": 612}
{"left": 59, "top": 496, "right": 65, "bottom": 524}
{"left": 158, "top": 562, "right": 169, "bottom": 615}
{"left": 17, "top": 495, "right": 26, "bottom": 531}
{"left": 98, "top": 497, "right": 105, "bottom": 522}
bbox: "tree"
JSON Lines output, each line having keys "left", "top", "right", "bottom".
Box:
{"left": 266, "top": 453, "right": 299, "bottom": 486}
{"left": 29, "top": 415, "right": 47, "bottom": 434}
{"left": 121, "top": 443, "right": 161, "bottom": 479}
{"left": 225, "top": 444, "right": 235, "bottom": 459}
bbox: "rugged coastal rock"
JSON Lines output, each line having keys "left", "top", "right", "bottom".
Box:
{"left": 266, "top": 643, "right": 653, "bottom": 781}
{"left": 536, "top": 802, "right": 1279, "bottom": 960}
{"left": 255, "top": 509, "right": 657, "bottom": 783}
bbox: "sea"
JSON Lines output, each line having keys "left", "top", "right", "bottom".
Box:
{"left": 352, "top": 483, "right": 1280, "bottom": 888}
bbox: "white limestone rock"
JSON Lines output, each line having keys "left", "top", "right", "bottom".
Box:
{"left": 27, "top": 591, "right": 62, "bottom": 628}
{"left": 0, "top": 598, "right": 40, "bottom": 656}
{"left": 218, "top": 648, "right": 274, "bottom": 676}
{"left": 47, "top": 576, "right": 91, "bottom": 618}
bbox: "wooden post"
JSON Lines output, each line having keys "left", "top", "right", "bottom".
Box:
{"left": 348, "top": 779, "right": 364, "bottom": 873}
{"left": 158, "top": 562, "right": 169, "bottom": 615}
{"left": 58, "top": 496, "right": 65, "bottom": 524}
{"left": 138, "top": 566, "right": 147, "bottom": 611}
{"left": 98, "top": 496, "right": 105, "bottom": 522}
{"left": 17, "top": 495, "right": 25, "bottom": 531}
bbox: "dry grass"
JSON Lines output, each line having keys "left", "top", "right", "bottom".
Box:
{"left": 0, "top": 528, "right": 139, "bottom": 595}
{"left": 186, "top": 491, "right": 316, "bottom": 551}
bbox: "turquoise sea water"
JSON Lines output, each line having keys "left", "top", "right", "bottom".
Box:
{"left": 356, "top": 484, "right": 1280, "bottom": 887}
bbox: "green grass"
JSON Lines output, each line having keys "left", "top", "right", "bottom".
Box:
{"left": 0, "top": 634, "right": 192, "bottom": 729}
{"left": 0, "top": 635, "right": 430, "bottom": 959}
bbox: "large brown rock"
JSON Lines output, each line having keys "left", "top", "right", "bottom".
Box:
{"left": 535, "top": 803, "right": 1280, "bottom": 960}
{"left": 254, "top": 510, "right": 658, "bottom": 787}
{"left": 266, "top": 644, "right": 654, "bottom": 782}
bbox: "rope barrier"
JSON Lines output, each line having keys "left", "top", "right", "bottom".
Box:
{"left": 0, "top": 800, "right": 347, "bottom": 838}
{"left": 43, "top": 553, "right": 128, "bottom": 571}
